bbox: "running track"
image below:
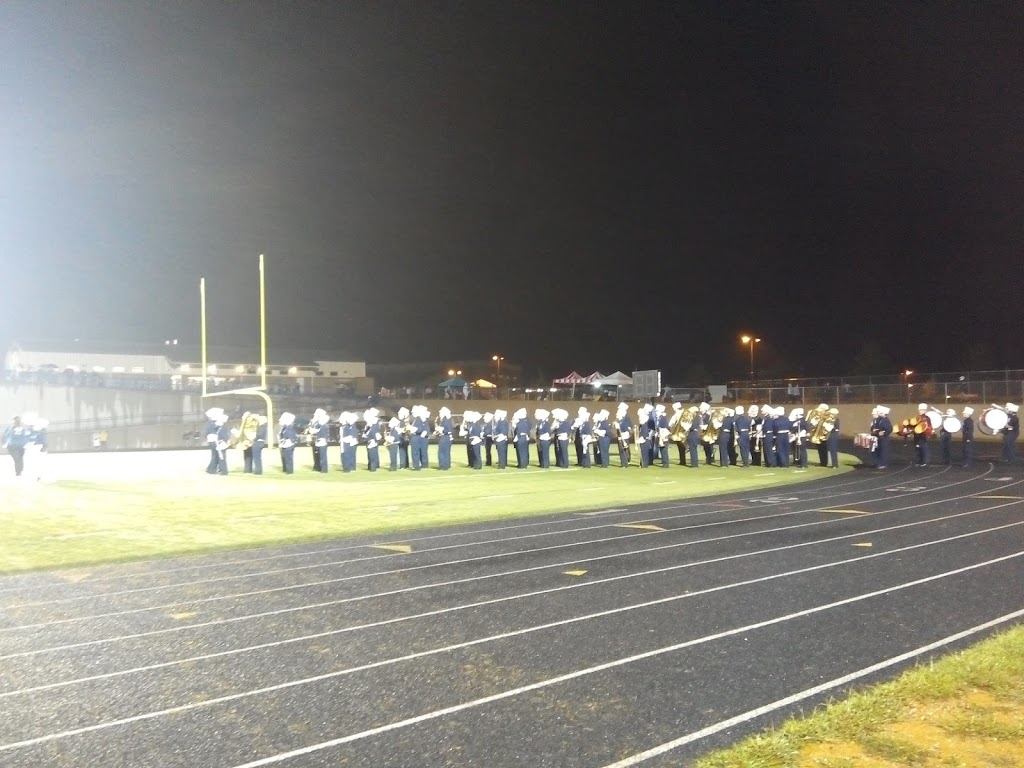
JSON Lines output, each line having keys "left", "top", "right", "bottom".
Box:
{"left": 1, "top": 448, "right": 1022, "bottom": 767}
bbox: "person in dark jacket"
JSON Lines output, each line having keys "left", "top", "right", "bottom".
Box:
{"left": 961, "top": 407, "right": 975, "bottom": 467}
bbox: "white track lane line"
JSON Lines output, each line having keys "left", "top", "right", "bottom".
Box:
{"left": 3, "top": 470, "right": 1012, "bottom": 636}
{"left": 601, "top": 606, "right": 1024, "bottom": 767}
{"left": 0, "top": 463, "right": 915, "bottom": 595}
{"left": 1, "top": 465, "right": 975, "bottom": 610}
{"left": 4, "top": 501, "right": 1022, "bottom": 698}
{"left": 2, "top": 545, "right": 1007, "bottom": 763}
{"left": 0, "top": 468, "right": 1007, "bottom": 638}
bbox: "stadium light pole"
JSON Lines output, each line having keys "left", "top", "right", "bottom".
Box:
{"left": 492, "top": 355, "right": 503, "bottom": 378}
{"left": 741, "top": 335, "right": 761, "bottom": 382}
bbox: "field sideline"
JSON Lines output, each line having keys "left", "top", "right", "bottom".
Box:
{"left": 0, "top": 447, "right": 854, "bottom": 573}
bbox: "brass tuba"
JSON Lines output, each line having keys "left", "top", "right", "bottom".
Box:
{"left": 809, "top": 410, "right": 837, "bottom": 445}
{"left": 702, "top": 408, "right": 727, "bottom": 444}
{"left": 231, "top": 411, "right": 261, "bottom": 450}
{"left": 669, "top": 408, "right": 689, "bottom": 442}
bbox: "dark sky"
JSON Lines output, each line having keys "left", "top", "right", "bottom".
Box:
{"left": 2, "top": 1, "right": 1023, "bottom": 381}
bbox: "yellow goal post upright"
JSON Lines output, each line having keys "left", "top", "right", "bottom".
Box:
{"left": 199, "top": 253, "right": 275, "bottom": 447}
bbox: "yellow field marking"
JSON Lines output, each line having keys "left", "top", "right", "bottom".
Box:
{"left": 818, "top": 509, "right": 868, "bottom": 515}
{"left": 852, "top": 543, "right": 873, "bottom": 548}
{"left": 168, "top": 611, "right": 197, "bottom": 620}
{"left": 370, "top": 544, "right": 413, "bottom": 554}
{"left": 563, "top": 570, "right": 588, "bottom": 577}
{"left": 974, "top": 495, "right": 1024, "bottom": 500}
{"left": 614, "top": 524, "right": 666, "bottom": 532}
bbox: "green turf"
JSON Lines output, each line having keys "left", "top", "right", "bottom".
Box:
{"left": 0, "top": 447, "right": 855, "bottom": 573}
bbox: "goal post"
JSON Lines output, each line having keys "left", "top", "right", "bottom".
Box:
{"left": 199, "top": 254, "right": 276, "bottom": 447}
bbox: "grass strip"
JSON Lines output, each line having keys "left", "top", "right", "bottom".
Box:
{"left": 694, "top": 624, "right": 1024, "bottom": 768}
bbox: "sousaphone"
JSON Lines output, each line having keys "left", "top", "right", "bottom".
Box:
{"left": 231, "top": 411, "right": 261, "bottom": 449}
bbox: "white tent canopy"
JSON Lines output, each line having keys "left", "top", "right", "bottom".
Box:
{"left": 595, "top": 370, "right": 632, "bottom": 386}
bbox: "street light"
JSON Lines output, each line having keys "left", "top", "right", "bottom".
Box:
{"left": 740, "top": 335, "right": 761, "bottom": 380}
{"left": 492, "top": 355, "right": 504, "bottom": 377}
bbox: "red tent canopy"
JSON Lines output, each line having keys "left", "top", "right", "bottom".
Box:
{"left": 552, "top": 371, "right": 588, "bottom": 384}
{"left": 581, "top": 371, "right": 605, "bottom": 383}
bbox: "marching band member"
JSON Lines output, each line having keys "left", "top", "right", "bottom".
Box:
{"left": 573, "top": 407, "right": 588, "bottom": 465}
{"left": 939, "top": 409, "right": 956, "bottom": 465}
{"left": 590, "top": 411, "right": 603, "bottom": 466}
{"left": 645, "top": 404, "right": 659, "bottom": 467}
{"left": 552, "top": 408, "right": 570, "bottom": 468}
{"left": 814, "top": 404, "right": 830, "bottom": 467}
{"left": 493, "top": 409, "right": 510, "bottom": 469}
{"left": 204, "top": 407, "right": 224, "bottom": 474}
{"left": 513, "top": 408, "right": 531, "bottom": 469}
{"left": 340, "top": 412, "right": 359, "bottom": 472}
{"left": 436, "top": 407, "right": 454, "bottom": 470}
{"left": 669, "top": 402, "right": 687, "bottom": 466}
{"left": 386, "top": 417, "right": 402, "bottom": 470}
{"left": 615, "top": 403, "right": 632, "bottom": 468}
{"left": 734, "top": 406, "right": 751, "bottom": 467}
{"left": 596, "top": 409, "right": 613, "bottom": 468}
{"left": 535, "top": 408, "right": 552, "bottom": 468}
{"left": 654, "top": 404, "right": 670, "bottom": 468}
{"left": 917, "top": 405, "right": 933, "bottom": 466}
{"left": 761, "top": 405, "right": 776, "bottom": 468}
{"left": 549, "top": 409, "right": 564, "bottom": 468}
{"left": 875, "top": 405, "right": 893, "bottom": 469}
{"left": 686, "top": 406, "right": 702, "bottom": 467}
{"left": 396, "top": 407, "right": 411, "bottom": 469}
{"left": 312, "top": 408, "right": 330, "bottom": 474}
{"left": 578, "top": 410, "right": 594, "bottom": 468}
{"left": 459, "top": 413, "right": 473, "bottom": 466}
{"left": 749, "top": 405, "right": 762, "bottom": 466}
{"left": 727, "top": 415, "right": 739, "bottom": 467}
{"left": 412, "top": 405, "right": 431, "bottom": 470}
{"left": 913, "top": 403, "right": 930, "bottom": 466}
{"left": 242, "top": 425, "right": 255, "bottom": 474}
{"left": 362, "top": 409, "right": 382, "bottom": 471}
{"left": 698, "top": 403, "right": 715, "bottom": 465}
{"left": 827, "top": 408, "right": 841, "bottom": 469}
{"left": 466, "top": 411, "right": 483, "bottom": 469}
{"left": 1001, "top": 403, "right": 1019, "bottom": 463}
{"left": 868, "top": 406, "right": 881, "bottom": 465}
{"left": 961, "top": 407, "right": 975, "bottom": 467}
{"left": 278, "top": 412, "right": 296, "bottom": 474}
{"left": 790, "top": 408, "right": 808, "bottom": 469}
{"left": 22, "top": 416, "right": 48, "bottom": 482}
{"left": 637, "top": 406, "right": 652, "bottom": 468}
{"left": 215, "top": 412, "right": 231, "bottom": 475}
{"left": 252, "top": 415, "right": 268, "bottom": 475}
{"left": 774, "top": 407, "right": 791, "bottom": 468}
{"left": 3, "top": 415, "right": 31, "bottom": 478}
{"left": 717, "top": 408, "right": 734, "bottom": 468}
{"left": 482, "top": 412, "right": 495, "bottom": 467}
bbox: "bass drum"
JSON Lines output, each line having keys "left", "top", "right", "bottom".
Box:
{"left": 925, "top": 409, "right": 944, "bottom": 430}
{"left": 942, "top": 416, "right": 962, "bottom": 434}
{"left": 978, "top": 407, "right": 1009, "bottom": 436}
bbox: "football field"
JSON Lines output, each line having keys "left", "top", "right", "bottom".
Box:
{"left": 0, "top": 446, "right": 851, "bottom": 573}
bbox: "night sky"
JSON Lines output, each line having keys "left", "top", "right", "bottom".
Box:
{"left": 2, "top": 2, "right": 1022, "bottom": 382}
